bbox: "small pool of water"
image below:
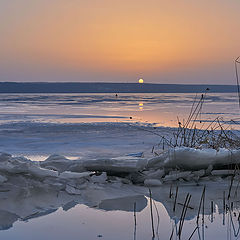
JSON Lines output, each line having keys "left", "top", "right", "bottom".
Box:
{"left": 0, "top": 181, "right": 239, "bottom": 240}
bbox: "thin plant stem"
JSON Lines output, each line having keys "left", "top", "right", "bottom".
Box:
{"left": 149, "top": 188, "right": 155, "bottom": 239}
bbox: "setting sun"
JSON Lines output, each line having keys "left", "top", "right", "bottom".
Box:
{"left": 139, "top": 78, "right": 144, "bottom": 84}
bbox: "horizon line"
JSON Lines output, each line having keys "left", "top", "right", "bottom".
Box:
{"left": 0, "top": 81, "right": 237, "bottom": 86}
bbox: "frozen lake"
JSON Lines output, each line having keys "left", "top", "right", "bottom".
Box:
{"left": 0, "top": 92, "right": 240, "bottom": 240}
{"left": 0, "top": 92, "right": 239, "bottom": 160}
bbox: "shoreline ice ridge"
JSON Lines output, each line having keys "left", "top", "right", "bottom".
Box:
{"left": 0, "top": 147, "right": 239, "bottom": 190}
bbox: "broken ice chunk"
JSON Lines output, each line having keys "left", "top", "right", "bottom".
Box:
{"left": 59, "top": 171, "right": 94, "bottom": 179}
{"left": 163, "top": 171, "right": 192, "bottom": 182}
{"left": 144, "top": 179, "right": 163, "bottom": 186}
{"left": 40, "top": 154, "right": 74, "bottom": 173}
{"left": 82, "top": 158, "right": 147, "bottom": 173}
{"left": 126, "top": 152, "right": 144, "bottom": 158}
{"left": 211, "top": 170, "right": 236, "bottom": 176}
{"left": 0, "top": 174, "right": 7, "bottom": 184}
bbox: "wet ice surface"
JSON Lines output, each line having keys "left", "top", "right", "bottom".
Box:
{"left": 0, "top": 93, "right": 239, "bottom": 159}
{"left": 0, "top": 93, "right": 240, "bottom": 239}
{"left": 0, "top": 179, "right": 240, "bottom": 240}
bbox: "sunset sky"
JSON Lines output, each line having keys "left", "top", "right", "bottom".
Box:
{"left": 0, "top": 0, "right": 239, "bottom": 84}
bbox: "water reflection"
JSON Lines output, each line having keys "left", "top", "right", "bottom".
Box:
{"left": 1, "top": 181, "right": 240, "bottom": 239}
{"left": 138, "top": 102, "right": 144, "bottom": 110}
{"left": 0, "top": 93, "right": 238, "bottom": 128}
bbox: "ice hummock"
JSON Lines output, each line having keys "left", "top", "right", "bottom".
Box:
{"left": 147, "top": 147, "right": 240, "bottom": 170}
{"left": 142, "top": 147, "right": 240, "bottom": 184}
{"left": 0, "top": 147, "right": 240, "bottom": 190}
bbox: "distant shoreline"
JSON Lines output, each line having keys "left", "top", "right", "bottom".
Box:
{"left": 0, "top": 82, "right": 237, "bottom": 93}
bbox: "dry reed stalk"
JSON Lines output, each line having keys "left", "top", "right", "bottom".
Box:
{"left": 133, "top": 202, "right": 137, "bottom": 240}
{"left": 196, "top": 186, "right": 205, "bottom": 224}
{"left": 178, "top": 193, "right": 191, "bottom": 238}
{"left": 173, "top": 186, "right": 179, "bottom": 212}
{"left": 180, "top": 195, "right": 191, "bottom": 233}
{"left": 202, "top": 185, "right": 205, "bottom": 225}
{"left": 211, "top": 201, "right": 214, "bottom": 223}
{"left": 169, "top": 184, "right": 172, "bottom": 198}
{"left": 149, "top": 188, "right": 155, "bottom": 239}
{"left": 235, "top": 56, "right": 240, "bottom": 108}
{"left": 228, "top": 167, "right": 237, "bottom": 200}
{"left": 169, "top": 225, "right": 174, "bottom": 240}
{"left": 187, "top": 226, "right": 198, "bottom": 240}
{"left": 153, "top": 200, "right": 160, "bottom": 240}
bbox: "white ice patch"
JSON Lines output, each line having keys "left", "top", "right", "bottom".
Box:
{"left": 147, "top": 147, "right": 240, "bottom": 170}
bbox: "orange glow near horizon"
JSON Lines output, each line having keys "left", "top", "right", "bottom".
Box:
{"left": 0, "top": 1, "right": 240, "bottom": 83}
